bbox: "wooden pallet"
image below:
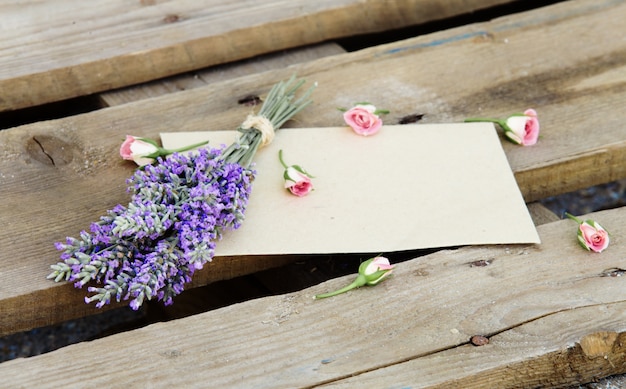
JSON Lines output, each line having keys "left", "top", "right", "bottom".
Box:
{"left": 0, "top": 0, "right": 514, "bottom": 111}
{"left": 1, "top": 0, "right": 625, "bottom": 387}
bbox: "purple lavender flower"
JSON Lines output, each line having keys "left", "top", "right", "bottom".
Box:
{"left": 48, "top": 76, "right": 315, "bottom": 310}
{"left": 51, "top": 147, "right": 255, "bottom": 310}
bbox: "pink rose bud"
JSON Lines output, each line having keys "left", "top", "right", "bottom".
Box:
{"left": 465, "top": 108, "right": 540, "bottom": 146}
{"left": 314, "top": 256, "right": 395, "bottom": 299}
{"left": 361, "top": 256, "right": 395, "bottom": 285}
{"left": 120, "top": 135, "right": 209, "bottom": 167}
{"left": 120, "top": 135, "right": 160, "bottom": 166}
{"left": 284, "top": 166, "right": 313, "bottom": 197}
{"left": 279, "top": 150, "right": 314, "bottom": 197}
{"left": 578, "top": 220, "right": 610, "bottom": 253}
{"left": 503, "top": 109, "right": 540, "bottom": 146}
{"left": 565, "top": 212, "right": 610, "bottom": 253}
{"left": 343, "top": 104, "right": 385, "bottom": 136}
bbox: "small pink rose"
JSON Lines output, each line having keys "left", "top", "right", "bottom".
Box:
{"left": 343, "top": 104, "right": 383, "bottom": 136}
{"left": 120, "top": 135, "right": 160, "bottom": 166}
{"left": 565, "top": 212, "right": 610, "bottom": 253}
{"left": 504, "top": 109, "right": 540, "bottom": 146}
{"left": 314, "top": 255, "right": 395, "bottom": 299}
{"left": 120, "top": 135, "right": 209, "bottom": 167}
{"left": 284, "top": 166, "right": 313, "bottom": 197}
{"left": 465, "top": 108, "right": 540, "bottom": 146}
{"left": 364, "top": 256, "right": 395, "bottom": 274}
{"left": 279, "top": 150, "right": 314, "bottom": 197}
{"left": 579, "top": 221, "right": 610, "bottom": 253}
{"left": 363, "top": 256, "right": 395, "bottom": 285}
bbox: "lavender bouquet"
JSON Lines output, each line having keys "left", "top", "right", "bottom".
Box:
{"left": 48, "top": 76, "right": 315, "bottom": 310}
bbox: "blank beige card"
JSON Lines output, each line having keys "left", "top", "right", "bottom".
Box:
{"left": 161, "top": 123, "right": 540, "bottom": 256}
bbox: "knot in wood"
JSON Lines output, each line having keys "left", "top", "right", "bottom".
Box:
{"left": 25, "top": 135, "right": 74, "bottom": 166}
{"left": 580, "top": 331, "right": 618, "bottom": 358}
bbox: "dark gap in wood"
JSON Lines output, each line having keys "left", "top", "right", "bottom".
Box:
{"left": 0, "top": 306, "right": 145, "bottom": 362}
{"left": 238, "top": 94, "right": 262, "bottom": 106}
{"left": 600, "top": 268, "right": 626, "bottom": 278}
{"left": 336, "top": 0, "right": 568, "bottom": 52}
{"left": 0, "top": 94, "right": 104, "bottom": 130}
{"left": 398, "top": 113, "right": 425, "bottom": 124}
{"left": 540, "top": 178, "right": 626, "bottom": 217}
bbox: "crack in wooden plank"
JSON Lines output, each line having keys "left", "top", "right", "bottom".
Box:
{"left": 306, "top": 301, "right": 626, "bottom": 388}
{"left": 32, "top": 136, "right": 55, "bottom": 166}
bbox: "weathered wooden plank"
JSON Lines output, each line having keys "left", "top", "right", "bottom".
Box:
{"left": 1, "top": 0, "right": 626, "bottom": 336}
{"left": 0, "top": 0, "right": 515, "bottom": 111}
{"left": 0, "top": 208, "right": 624, "bottom": 388}
{"left": 98, "top": 43, "right": 346, "bottom": 106}
{"left": 320, "top": 307, "right": 626, "bottom": 388}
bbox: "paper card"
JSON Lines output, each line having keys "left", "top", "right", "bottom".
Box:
{"left": 161, "top": 123, "right": 540, "bottom": 256}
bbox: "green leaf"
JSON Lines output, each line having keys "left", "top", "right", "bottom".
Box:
{"left": 292, "top": 164, "right": 314, "bottom": 178}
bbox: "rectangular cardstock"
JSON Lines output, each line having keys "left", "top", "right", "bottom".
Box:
{"left": 161, "top": 123, "right": 540, "bottom": 256}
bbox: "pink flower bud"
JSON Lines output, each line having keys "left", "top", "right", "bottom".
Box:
{"left": 120, "top": 135, "right": 160, "bottom": 166}
{"left": 284, "top": 166, "right": 313, "bottom": 197}
{"left": 565, "top": 212, "right": 610, "bottom": 253}
{"left": 314, "top": 255, "right": 395, "bottom": 299}
{"left": 503, "top": 109, "right": 540, "bottom": 146}
{"left": 465, "top": 109, "right": 540, "bottom": 146}
{"left": 343, "top": 104, "right": 384, "bottom": 136}
{"left": 362, "top": 256, "right": 395, "bottom": 285}
{"left": 120, "top": 135, "right": 209, "bottom": 167}
{"left": 578, "top": 220, "right": 610, "bottom": 253}
{"left": 279, "top": 150, "right": 314, "bottom": 197}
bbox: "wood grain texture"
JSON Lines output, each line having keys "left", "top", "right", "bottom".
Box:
{"left": 0, "top": 0, "right": 514, "bottom": 111}
{"left": 1, "top": 0, "right": 626, "bottom": 336}
{"left": 98, "top": 43, "right": 346, "bottom": 106}
{"left": 0, "top": 208, "right": 624, "bottom": 388}
{"left": 321, "top": 307, "right": 626, "bottom": 388}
